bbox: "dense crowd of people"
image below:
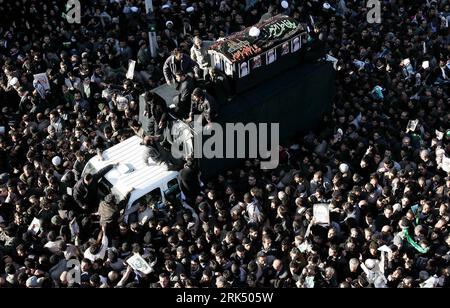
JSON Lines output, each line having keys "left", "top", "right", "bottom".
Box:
{"left": 0, "top": 0, "right": 450, "bottom": 288}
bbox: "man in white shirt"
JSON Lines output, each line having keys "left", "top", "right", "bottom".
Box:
{"left": 244, "top": 193, "right": 263, "bottom": 224}
{"left": 84, "top": 229, "right": 108, "bottom": 262}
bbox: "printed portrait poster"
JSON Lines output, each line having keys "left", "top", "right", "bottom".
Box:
{"left": 224, "top": 60, "right": 233, "bottom": 76}
{"left": 407, "top": 119, "right": 419, "bottom": 132}
{"left": 291, "top": 36, "right": 301, "bottom": 52}
{"left": 239, "top": 61, "right": 250, "bottom": 78}
{"left": 214, "top": 53, "right": 223, "bottom": 70}
{"left": 252, "top": 55, "right": 262, "bottom": 69}
{"left": 28, "top": 217, "right": 41, "bottom": 235}
{"left": 313, "top": 203, "right": 330, "bottom": 225}
{"left": 281, "top": 42, "right": 290, "bottom": 56}
{"left": 33, "top": 73, "right": 50, "bottom": 90}
{"left": 266, "top": 49, "right": 276, "bottom": 64}
{"left": 126, "top": 60, "right": 136, "bottom": 80}
{"left": 127, "top": 254, "right": 152, "bottom": 274}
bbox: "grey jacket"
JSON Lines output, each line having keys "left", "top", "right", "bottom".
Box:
{"left": 163, "top": 54, "right": 199, "bottom": 84}
{"left": 190, "top": 41, "right": 213, "bottom": 69}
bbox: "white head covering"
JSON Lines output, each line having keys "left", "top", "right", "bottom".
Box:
{"left": 339, "top": 163, "right": 349, "bottom": 173}
{"left": 52, "top": 156, "right": 62, "bottom": 166}
{"left": 249, "top": 26, "right": 260, "bottom": 37}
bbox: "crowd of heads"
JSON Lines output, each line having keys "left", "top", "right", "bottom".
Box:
{"left": 0, "top": 0, "right": 450, "bottom": 288}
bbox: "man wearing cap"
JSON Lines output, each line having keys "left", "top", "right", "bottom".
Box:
{"left": 163, "top": 48, "right": 200, "bottom": 87}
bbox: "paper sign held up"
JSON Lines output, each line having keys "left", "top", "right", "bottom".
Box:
{"left": 33, "top": 73, "right": 50, "bottom": 90}
{"left": 313, "top": 203, "right": 330, "bottom": 225}
{"left": 127, "top": 254, "right": 152, "bottom": 274}
{"left": 28, "top": 217, "right": 41, "bottom": 235}
{"left": 126, "top": 60, "right": 136, "bottom": 80}
{"left": 407, "top": 119, "right": 419, "bottom": 132}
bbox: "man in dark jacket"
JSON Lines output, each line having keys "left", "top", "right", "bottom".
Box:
{"left": 178, "top": 158, "right": 201, "bottom": 206}
{"left": 73, "top": 163, "right": 116, "bottom": 212}
{"left": 143, "top": 91, "right": 168, "bottom": 136}
{"left": 98, "top": 189, "right": 133, "bottom": 237}
{"left": 163, "top": 48, "right": 200, "bottom": 86}
{"left": 206, "top": 68, "right": 231, "bottom": 105}
{"left": 173, "top": 71, "right": 194, "bottom": 120}
{"left": 189, "top": 88, "right": 218, "bottom": 124}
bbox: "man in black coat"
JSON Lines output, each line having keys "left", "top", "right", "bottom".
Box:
{"left": 143, "top": 91, "right": 168, "bottom": 137}
{"left": 73, "top": 163, "right": 116, "bottom": 212}
{"left": 173, "top": 71, "right": 194, "bottom": 120}
{"left": 178, "top": 159, "right": 201, "bottom": 206}
{"left": 189, "top": 88, "right": 218, "bottom": 124}
{"left": 206, "top": 68, "right": 231, "bottom": 106}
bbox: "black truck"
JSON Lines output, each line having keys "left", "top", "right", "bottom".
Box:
{"left": 139, "top": 15, "right": 335, "bottom": 178}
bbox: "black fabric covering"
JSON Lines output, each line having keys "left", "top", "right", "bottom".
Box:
{"left": 198, "top": 62, "right": 335, "bottom": 177}
{"left": 231, "top": 50, "right": 302, "bottom": 93}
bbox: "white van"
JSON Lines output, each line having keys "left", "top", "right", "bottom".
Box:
{"left": 81, "top": 135, "right": 183, "bottom": 222}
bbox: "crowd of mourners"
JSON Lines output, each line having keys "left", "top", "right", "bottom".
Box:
{"left": 0, "top": 0, "right": 450, "bottom": 288}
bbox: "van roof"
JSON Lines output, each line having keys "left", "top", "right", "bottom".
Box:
{"left": 86, "top": 136, "right": 178, "bottom": 200}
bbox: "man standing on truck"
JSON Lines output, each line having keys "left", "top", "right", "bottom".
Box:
{"left": 190, "top": 36, "right": 213, "bottom": 78}
{"left": 188, "top": 88, "right": 218, "bottom": 124}
{"left": 163, "top": 48, "right": 200, "bottom": 87}
{"left": 173, "top": 71, "right": 194, "bottom": 120}
{"left": 143, "top": 91, "right": 168, "bottom": 137}
{"left": 205, "top": 68, "right": 231, "bottom": 105}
